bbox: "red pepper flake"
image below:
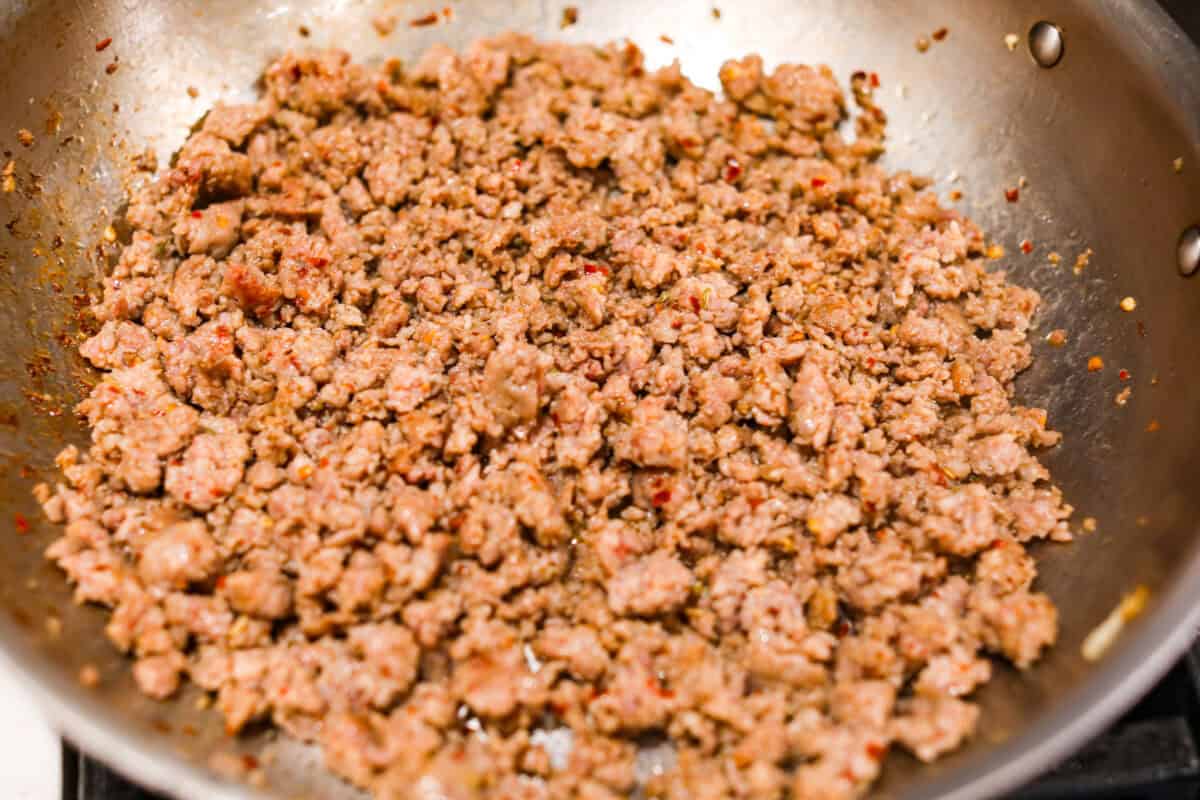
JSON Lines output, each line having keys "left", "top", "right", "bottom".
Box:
{"left": 659, "top": 34, "right": 674, "bottom": 45}
{"left": 866, "top": 742, "right": 886, "bottom": 760}
{"left": 811, "top": 177, "right": 827, "bottom": 188}
{"left": 932, "top": 26, "right": 949, "bottom": 41}
{"left": 834, "top": 619, "right": 852, "bottom": 638}
{"left": 441, "top": 6, "right": 453, "bottom": 20}
{"left": 652, "top": 490, "right": 672, "bottom": 507}
{"left": 95, "top": 37, "right": 113, "bottom": 52}
{"left": 409, "top": 11, "right": 439, "bottom": 27}
{"left": 1020, "top": 239, "right": 1033, "bottom": 254}
{"left": 923, "top": 462, "right": 949, "bottom": 485}
{"left": 868, "top": 72, "right": 880, "bottom": 88}
{"left": 991, "top": 539, "right": 1007, "bottom": 549}
{"left": 1118, "top": 369, "right": 1131, "bottom": 381}
{"left": 14, "top": 513, "right": 29, "bottom": 535}
{"left": 1004, "top": 187, "right": 1020, "bottom": 203}
{"left": 242, "top": 755, "right": 259, "bottom": 771}
{"left": 306, "top": 255, "right": 330, "bottom": 268}
{"left": 190, "top": 210, "right": 203, "bottom": 218}
{"left": 1087, "top": 355, "right": 1104, "bottom": 372}
{"left": 724, "top": 157, "right": 742, "bottom": 182}
{"left": 1146, "top": 419, "right": 1161, "bottom": 433}
{"left": 583, "top": 262, "right": 609, "bottom": 276}
{"left": 688, "top": 295, "right": 701, "bottom": 313}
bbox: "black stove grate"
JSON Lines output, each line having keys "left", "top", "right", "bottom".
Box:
{"left": 1011, "top": 645, "right": 1200, "bottom": 800}
{"left": 63, "top": 641, "right": 1200, "bottom": 800}
{"left": 62, "top": 747, "right": 153, "bottom": 800}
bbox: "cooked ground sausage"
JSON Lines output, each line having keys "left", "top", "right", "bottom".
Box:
{"left": 37, "top": 36, "right": 1072, "bottom": 799}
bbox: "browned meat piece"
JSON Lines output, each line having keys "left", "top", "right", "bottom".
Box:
{"left": 133, "top": 652, "right": 186, "bottom": 700}
{"left": 972, "top": 587, "right": 1059, "bottom": 668}
{"left": 221, "top": 570, "right": 293, "bottom": 619}
{"left": 890, "top": 694, "right": 980, "bottom": 762}
{"left": 535, "top": 621, "right": 610, "bottom": 680}
{"left": 483, "top": 340, "right": 544, "bottom": 429}
{"left": 617, "top": 397, "right": 688, "bottom": 470}
{"left": 137, "top": 520, "right": 220, "bottom": 589}
{"left": 789, "top": 357, "right": 835, "bottom": 449}
{"left": 969, "top": 433, "right": 1026, "bottom": 477}
{"left": 164, "top": 431, "right": 249, "bottom": 511}
{"left": 173, "top": 199, "right": 244, "bottom": 258}
{"left": 220, "top": 261, "right": 281, "bottom": 317}
{"left": 383, "top": 357, "right": 443, "bottom": 415}
{"left": 923, "top": 484, "right": 1001, "bottom": 557}
{"left": 202, "top": 101, "right": 272, "bottom": 147}
{"left": 806, "top": 493, "right": 862, "bottom": 545}
{"left": 606, "top": 551, "right": 693, "bottom": 617}
{"left": 78, "top": 321, "right": 157, "bottom": 370}
{"left": 176, "top": 132, "right": 253, "bottom": 200}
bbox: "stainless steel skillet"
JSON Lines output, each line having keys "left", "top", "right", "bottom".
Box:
{"left": 0, "top": 1, "right": 1197, "bottom": 797}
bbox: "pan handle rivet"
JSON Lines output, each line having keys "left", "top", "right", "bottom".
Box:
{"left": 1179, "top": 225, "right": 1200, "bottom": 277}
{"left": 1029, "top": 21, "right": 1064, "bottom": 68}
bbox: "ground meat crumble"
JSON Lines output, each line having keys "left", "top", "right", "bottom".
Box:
{"left": 37, "top": 35, "right": 1072, "bottom": 800}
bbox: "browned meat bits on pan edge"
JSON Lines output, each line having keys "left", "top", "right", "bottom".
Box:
{"left": 35, "top": 35, "right": 1072, "bottom": 799}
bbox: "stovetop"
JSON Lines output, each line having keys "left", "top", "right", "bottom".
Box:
{"left": 62, "top": 639, "right": 1200, "bottom": 799}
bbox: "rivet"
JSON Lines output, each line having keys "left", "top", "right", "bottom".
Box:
{"left": 1029, "top": 21, "right": 1064, "bottom": 68}
{"left": 1178, "top": 225, "right": 1200, "bottom": 277}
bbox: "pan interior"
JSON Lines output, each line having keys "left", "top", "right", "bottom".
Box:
{"left": 0, "top": 1, "right": 1197, "bottom": 798}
